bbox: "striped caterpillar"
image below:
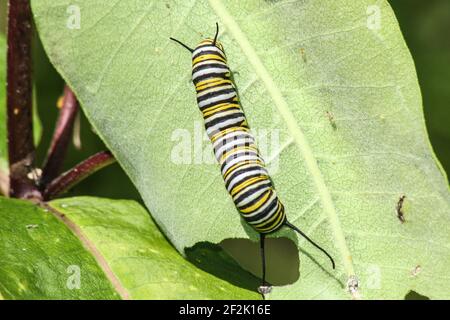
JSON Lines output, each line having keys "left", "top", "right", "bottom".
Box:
{"left": 170, "top": 24, "right": 334, "bottom": 294}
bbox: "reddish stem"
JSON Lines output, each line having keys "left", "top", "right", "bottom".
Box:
{"left": 40, "top": 85, "right": 79, "bottom": 188}
{"left": 43, "top": 151, "right": 116, "bottom": 200}
{"left": 7, "top": 0, "right": 39, "bottom": 199}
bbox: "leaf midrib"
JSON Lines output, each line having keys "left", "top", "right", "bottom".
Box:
{"left": 43, "top": 202, "right": 131, "bottom": 300}
{"left": 208, "top": 0, "right": 357, "bottom": 297}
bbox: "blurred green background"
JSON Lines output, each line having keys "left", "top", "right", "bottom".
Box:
{"left": 391, "top": 0, "right": 450, "bottom": 180}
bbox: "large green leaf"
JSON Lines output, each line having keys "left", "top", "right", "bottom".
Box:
{"left": 0, "top": 196, "right": 258, "bottom": 299}
{"left": 32, "top": 0, "right": 450, "bottom": 299}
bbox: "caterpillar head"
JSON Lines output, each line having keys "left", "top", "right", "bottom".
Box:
{"left": 196, "top": 38, "right": 225, "bottom": 52}
{"left": 170, "top": 23, "right": 226, "bottom": 58}
{"left": 192, "top": 38, "right": 226, "bottom": 60}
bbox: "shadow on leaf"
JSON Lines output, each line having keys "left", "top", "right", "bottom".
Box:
{"left": 185, "top": 237, "right": 302, "bottom": 293}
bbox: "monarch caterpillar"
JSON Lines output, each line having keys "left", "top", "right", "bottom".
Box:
{"left": 170, "top": 24, "right": 335, "bottom": 295}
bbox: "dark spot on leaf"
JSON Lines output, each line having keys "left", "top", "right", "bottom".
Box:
{"left": 326, "top": 111, "right": 337, "bottom": 130}
{"left": 299, "top": 47, "right": 307, "bottom": 63}
{"left": 404, "top": 290, "right": 430, "bottom": 300}
{"left": 396, "top": 195, "right": 406, "bottom": 223}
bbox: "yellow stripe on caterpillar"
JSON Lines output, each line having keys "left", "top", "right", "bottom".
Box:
{"left": 254, "top": 205, "right": 285, "bottom": 231}
{"left": 220, "top": 146, "right": 258, "bottom": 163}
{"left": 224, "top": 160, "right": 263, "bottom": 180}
{"left": 231, "top": 176, "right": 267, "bottom": 196}
{"left": 203, "top": 104, "right": 239, "bottom": 117}
{"left": 210, "top": 127, "right": 250, "bottom": 143}
{"left": 196, "top": 79, "right": 232, "bottom": 91}
{"left": 202, "top": 102, "right": 239, "bottom": 114}
{"left": 239, "top": 190, "right": 272, "bottom": 214}
{"left": 192, "top": 53, "right": 226, "bottom": 65}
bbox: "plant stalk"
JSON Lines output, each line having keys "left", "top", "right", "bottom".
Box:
{"left": 6, "top": 0, "right": 39, "bottom": 199}
{"left": 43, "top": 151, "right": 116, "bottom": 200}
{"left": 40, "top": 85, "right": 79, "bottom": 188}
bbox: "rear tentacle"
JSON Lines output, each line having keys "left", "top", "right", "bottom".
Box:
{"left": 284, "top": 220, "right": 335, "bottom": 269}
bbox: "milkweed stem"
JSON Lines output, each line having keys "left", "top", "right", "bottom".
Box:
{"left": 7, "top": 0, "right": 40, "bottom": 199}
{"left": 43, "top": 151, "right": 116, "bottom": 200}
{"left": 39, "top": 85, "right": 79, "bottom": 188}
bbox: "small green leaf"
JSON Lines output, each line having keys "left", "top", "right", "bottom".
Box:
{"left": 0, "top": 197, "right": 120, "bottom": 299}
{"left": 0, "top": 196, "right": 258, "bottom": 299}
{"left": 49, "top": 196, "right": 259, "bottom": 299}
